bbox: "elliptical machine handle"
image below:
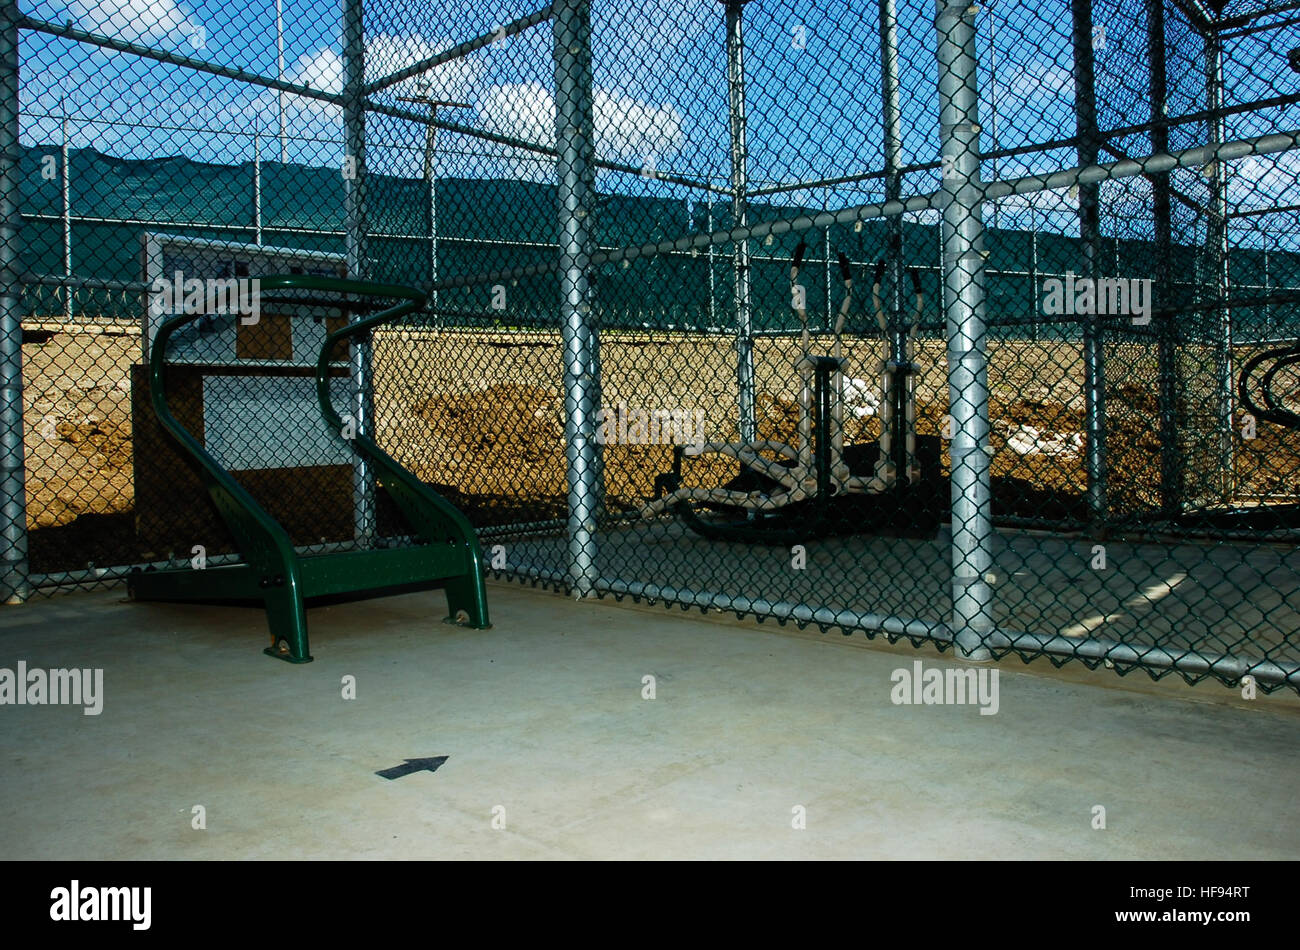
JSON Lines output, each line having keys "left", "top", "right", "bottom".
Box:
{"left": 873, "top": 259, "right": 887, "bottom": 288}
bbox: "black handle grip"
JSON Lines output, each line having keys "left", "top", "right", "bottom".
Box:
{"left": 909, "top": 268, "right": 922, "bottom": 295}
{"left": 792, "top": 242, "right": 807, "bottom": 269}
{"left": 837, "top": 252, "right": 852, "bottom": 282}
{"left": 873, "top": 260, "right": 887, "bottom": 285}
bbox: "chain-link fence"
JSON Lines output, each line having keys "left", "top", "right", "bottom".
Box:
{"left": 3, "top": 0, "right": 1299, "bottom": 688}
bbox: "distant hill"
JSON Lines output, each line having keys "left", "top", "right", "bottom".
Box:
{"left": 15, "top": 145, "right": 1293, "bottom": 339}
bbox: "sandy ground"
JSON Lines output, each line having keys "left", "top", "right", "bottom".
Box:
{"left": 20, "top": 326, "right": 135, "bottom": 532}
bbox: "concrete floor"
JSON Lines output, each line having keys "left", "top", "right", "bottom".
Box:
{"left": 512, "top": 519, "right": 1300, "bottom": 660}
{"left": 1, "top": 580, "right": 1297, "bottom": 860}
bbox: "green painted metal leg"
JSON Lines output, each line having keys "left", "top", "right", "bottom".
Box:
{"left": 443, "top": 570, "right": 491, "bottom": 629}
{"left": 261, "top": 584, "right": 314, "bottom": 663}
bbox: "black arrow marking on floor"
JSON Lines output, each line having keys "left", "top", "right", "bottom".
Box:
{"left": 375, "top": 756, "right": 448, "bottom": 780}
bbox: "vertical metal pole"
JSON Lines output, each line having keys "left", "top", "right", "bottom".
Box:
{"left": 936, "top": 0, "right": 994, "bottom": 660}
{"left": 253, "top": 126, "right": 263, "bottom": 244}
{"left": 427, "top": 105, "right": 438, "bottom": 324}
{"left": 60, "top": 93, "right": 71, "bottom": 322}
{"left": 686, "top": 199, "right": 696, "bottom": 325}
{"left": 1, "top": 0, "right": 29, "bottom": 604}
{"left": 1073, "top": 0, "right": 1107, "bottom": 527}
{"left": 1030, "top": 206, "right": 1039, "bottom": 344}
{"left": 554, "top": 0, "right": 599, "bottom": 595}
{"left": 706, "top": 200, "right": 716, "bottom": 328}
{"left": 823, "top": 214, "right": 831, "bottom": 331}
{"left": 881, "top": 0, "right": 903, "bottom": 336}
{"left": 1206, "top": 32, "right": 1233, "bottom": 502}
{"left": 987, "top": 0, "right": 1000, "bottom": 232}
{"left": 1264, "top": 239, "right": 1271, "bottom": 337}
{"left": 881, "top": 0, "right": 909, "bottom": 477}
{"left": 726, "top": 0, "right": 755, "bottom": 442}
{"left": 1148, "top": 0, "right": 1179, "bottom": 518}
{"left": 277, "top": 0, "right": 287, "bottom": 164}
{"left": 343, "top": 0, "right": 374, "bottom": 546}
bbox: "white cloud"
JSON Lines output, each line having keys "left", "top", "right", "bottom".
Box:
{"left": 1230, "top": 150, "right": 1300, "bottom": 213}
{"left": 66, "top": 0, "right": 201, "bottom": 47}
{"left": 283, "top": 34, "right": 478, "bottom": 111}
{"left": 367, "top": 34, "right": 477, "bottom": 101}
{"left": 478, "top": 81, "right": 684, "bottom": 165}
{"left": 901, "top": 183, "right": 1080, "bottom": 231}
{"left": 248, "top": 33, "right": 479, "bottom": 170}
{"left": 285, "top": 47, "right": 342, "bottom": 95}
{"left": 1003, "top": 65, "right": 1074, "bottom": 106}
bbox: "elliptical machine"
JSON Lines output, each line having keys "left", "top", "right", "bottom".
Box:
{"left": 639, "top": 242, "right": 943, "bottom": 544}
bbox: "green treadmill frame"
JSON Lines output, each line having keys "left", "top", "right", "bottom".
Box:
{"left": 127, "top": 275, "right": 490, "bottom": 662}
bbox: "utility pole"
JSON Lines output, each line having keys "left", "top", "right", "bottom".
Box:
{"left": 397, "top": 85, "right": 469, "bottom": 325}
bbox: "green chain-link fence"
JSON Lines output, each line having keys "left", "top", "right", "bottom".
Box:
{"left": 3, "top": 0, "right": 1299, "bottom": 689}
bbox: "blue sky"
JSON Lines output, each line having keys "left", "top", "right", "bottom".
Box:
{"left": 13, "top": 0, "right": 1300, "bottom": 241}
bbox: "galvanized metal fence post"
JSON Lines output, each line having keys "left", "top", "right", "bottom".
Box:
{"left": 61, "top": 94, "right": 71, "bottom": 321}
{"left": 1206, "top": 30, "right": 1234, "bottom": 502}
{"left": 0, "top": 0, "right": 28, "bottom": 604}
{"left": 343, "top": 0, "right": 376, "bottom": 547}
{"left": 823, "top": 216, "right": 831, "bottom": 330}
{"left": 1262, "top": 239, "right": 1269, "bottom": 336}
{"left": 1073, "top": 0, "right": 1108, "bottom": 528}
{"left": 726, "top": 0, "right": 756, "bottom": 443}
{"left": 1029, "top": 208, "right": 1038, "bottom": 343}
{"left": 253, "top": 124, "right": 263, "bottom": 244}
{"left": 429, "top": 113, "right": 437, "bottom": 325}
{"left": 881, "top": 0, "right": 911, "bottom": 481}
{"left": 936, "top": 0, "right": 994, "bottom": 661}
{"left": 276, "top": 0, "right": 287, "bottom": 163}
{"left": 880, "top": 0, "right": 903, "bottom": 316}
{"left": 1148, "top": 0, "right": 1180, "bottom": 519}
{"left": 554, "top": 0, "right": 600, "bottom": 596}
{"left": 706, "top": 199, "right": 717, "bottom": 327}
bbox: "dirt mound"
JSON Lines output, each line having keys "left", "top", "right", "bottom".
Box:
{"left": 997, "top": 396, "right": 1084, "bottom": 431}
{"left": 755, "top": 391, "right": 879, "bottom": 447}
{"left": 22, "top": 330, "right": 136, "bottom": 538}
{"left": 413, "top": 383, "right": 561, "bottom": 464}
{"left": 21, "top": 331, "right": 1300, "bottom": 574}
